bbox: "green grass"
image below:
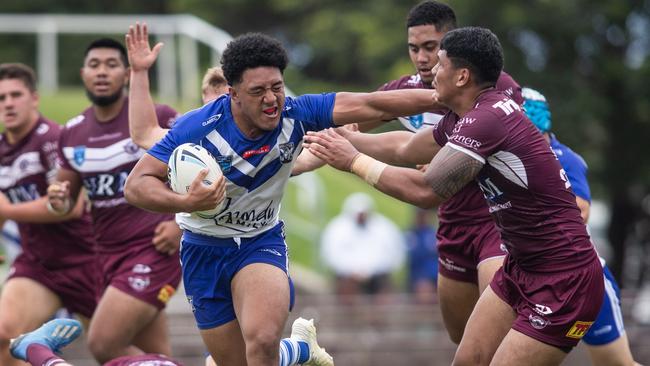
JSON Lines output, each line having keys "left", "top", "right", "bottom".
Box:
{"left": 281, "top": 167, "right": 414, "bottom": 276}
{"left": 38, "top": 89, "right": 415, "bottom": 276}
{"left": 39, "top": 89, "right": 95, "bottom": 124}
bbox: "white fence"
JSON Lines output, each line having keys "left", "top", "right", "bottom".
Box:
{"left": 0, "top": 13, "right": 233, "bottom": 102}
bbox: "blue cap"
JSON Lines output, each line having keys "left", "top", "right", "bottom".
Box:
{"left": 522, "top": 87, "right": 551, "bottom": 133}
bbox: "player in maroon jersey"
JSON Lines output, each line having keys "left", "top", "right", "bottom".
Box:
{"left": 305, "top": 27, "right": 603, "bottom": 365}
{"left": 326, "top": 1, "right": 522, "bottom": 345}
{"left": 45, "top": 39, "right": 182, "bottom": 364}
{"left": 0, "top": 63, "right": 99, "bottom": 366}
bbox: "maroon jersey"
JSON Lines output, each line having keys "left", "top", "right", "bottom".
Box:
{"left": 379, "top": 73, "right": 433, "bottom": 91}
{"left": 379, "top": 73, "right": 443, "bottom": 131}
{"left": 433, "top": 89, "right": 595, "bottom": 271}
{"left": 0, "top": 117, "right": 95, "bottom": 267}
{"left": 431, "top": 72, "right": 523, "bottom": 225}
{"left": 58, "top": 98, "right": 177, "bottom": 253}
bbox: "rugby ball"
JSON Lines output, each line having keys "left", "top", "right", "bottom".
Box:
{"left": 168, "top": 143, "right": 224, "bottom": 218}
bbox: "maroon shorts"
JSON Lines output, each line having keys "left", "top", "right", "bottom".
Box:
{"left": 490, "top": 255, "right": 604, "bottom": 349}
{"left": 104, "top": 354, "right": 183, "bottom": 366}
{"left": 436, "top": 221, "right": 507, "bottom": 283}
{"left": 99, "top": 239, "right": 181, "bottom": 310}
{"left": 8, "top": 253, "right": 100, "bottom": 318}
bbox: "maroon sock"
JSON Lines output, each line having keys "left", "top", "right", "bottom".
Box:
{"left": 25, "top": 344, "right": 65, "bottom": 366}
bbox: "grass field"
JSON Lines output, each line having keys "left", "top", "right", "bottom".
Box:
{"left": 37, "top": 89, "right": 416, "bottom": 278}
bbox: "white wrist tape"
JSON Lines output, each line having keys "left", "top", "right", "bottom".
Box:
{"left": 350, "top": 153, "right": 388, "bottom": 186}
{"left": 46, "top": 200, "right": 70, "bottom": 216}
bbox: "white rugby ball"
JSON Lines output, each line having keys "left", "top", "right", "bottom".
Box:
{"left": 168, "top": 143, "right": 224, "bottom": 218}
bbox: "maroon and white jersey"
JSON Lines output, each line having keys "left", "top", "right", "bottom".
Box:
{"left": 0, "top": 117, "right": 95, "bottom": 267}
{"left": 380, "top": 71, "right": 522, "bottom": 132}
{"left": 433, "top": 89, "right": 595, "bottom": 271}
{"left": 432, "top": 72, "right": 523, "bottom": 226}
{"left": 58, "top": 99, "right": 177, "bottom": 253}
{"left": 379, "top": 73, "right": 443, "bottom": 131}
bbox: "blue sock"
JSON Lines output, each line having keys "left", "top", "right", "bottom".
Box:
{"left": 279, "top": 338, "right": 310, "bottom": 365}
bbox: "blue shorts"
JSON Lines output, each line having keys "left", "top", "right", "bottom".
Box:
{"left": 582, "top": 265, "right": 625, "bottom": 345}
{"left": 180, "top": 222, "right": 295, "bottom": 330}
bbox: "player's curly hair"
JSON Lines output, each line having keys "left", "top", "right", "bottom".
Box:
{"left": 407, "top": 1, "right": 456, "bottom": 31}
{"left": 221, "top": 33, "right": 288, "bottom": 86}
{"left": 440, "top": 27, "right": 503, "bottom": 87}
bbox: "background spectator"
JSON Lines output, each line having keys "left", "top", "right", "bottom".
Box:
{"left": 405, "top": 208, "right": 438, "bottom": 304}
{"left": 320, "top": 193, "right": 405, "bottom": 304}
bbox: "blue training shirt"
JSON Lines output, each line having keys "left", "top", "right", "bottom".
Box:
{"left": 550, "top": 134, "right": 591, "bottom": 202}
{"left": 148, "top": 93, "right": 336, "bottom": 238}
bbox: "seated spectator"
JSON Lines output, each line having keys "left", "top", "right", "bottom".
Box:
{"left": 320, "top": 193, "right": 405, "bottom": 304}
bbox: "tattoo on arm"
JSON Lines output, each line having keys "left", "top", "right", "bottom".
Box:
{"left": 424, "top": 145, "right": 484, "bottom": 200}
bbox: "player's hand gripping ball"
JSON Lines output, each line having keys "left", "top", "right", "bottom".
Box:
{"left": 168, "top": 143, "right": 224, "bottom": 218}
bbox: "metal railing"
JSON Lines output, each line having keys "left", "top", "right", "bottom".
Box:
{"left": 0, "top": 13, "right": 233, "bottom": 102}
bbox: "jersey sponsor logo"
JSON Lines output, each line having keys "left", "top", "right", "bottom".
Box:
{"left": 202, "top": 113, "right": 222, "bottom": 127}
{"left": 157, "top": 284, "right": 176, "bottom": 304}
{"left": 528, "top": 314, "right": 550, "bottom": 330}
{"left": 73, "top": 146, "right": 86, "bottom": 166}
{"left": 449, "top": 135, "right": 482, "bottom": 149}
{"left": 278, "top": 142, "right": 294, "bottom": 163}
{"left": 242, "top": 145, "right": 271, "bottom": 159}
{"left": 82, "top": 170, "right": 129, "bottom": 198}
{"left": 478, "top": 177, "right": 504, "bottom": 201}
{"left": 566, "top": 321, "right": 594, "bottom": 339}
{"left": 5, "top": 183, "right": 40, "bottom": 203}
{"left": 216, "top": 155, "right": 232, "bottom": 173}
{"left": 216, "top": 200, "right": 276, "bottom": 230}
{"left": 492, "top": 98, "right": 521, "bottom": 115}
{"left": 452, "top": 117, "right": 476, "bottom": 133}
{"left": 488, "top": 201, "right": 512, "bottom": 213}
{"left": 43, "top": 141, "right": 58, "bottom": 154}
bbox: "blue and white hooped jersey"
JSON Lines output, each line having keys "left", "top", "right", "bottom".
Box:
{"left": 149, "top": 93, "right": 336, "bottom": 238}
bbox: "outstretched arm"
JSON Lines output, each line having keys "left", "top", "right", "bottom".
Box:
{"left": 291, "top": 149, "right": 326, "bottom": 176}
{"left": 337, "top": 126, "right": 440, "bottom": 167}
{"left": 304, "top": 129, "right": 482, "bottom": 208}
{"left": 332, "top": 89, "right": 441, "bottom": 126}
{"left": 126, "top": 22, "right": 168, "bottom": 149}
{"left": 0, "top": 167, "right": 86, "bottom": 223}
{"left": 0, "top": 190, "right": 85, "bottom": 223}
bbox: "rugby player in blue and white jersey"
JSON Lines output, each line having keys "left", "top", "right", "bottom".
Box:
{"left": 522, "top": 87, "right": 640, "bottom": 366}
{"left": 125, "top": 23, "right": 333, "bottom": 366}
{"left": 124, "top": 32, "right": 438, "bottom": 366}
